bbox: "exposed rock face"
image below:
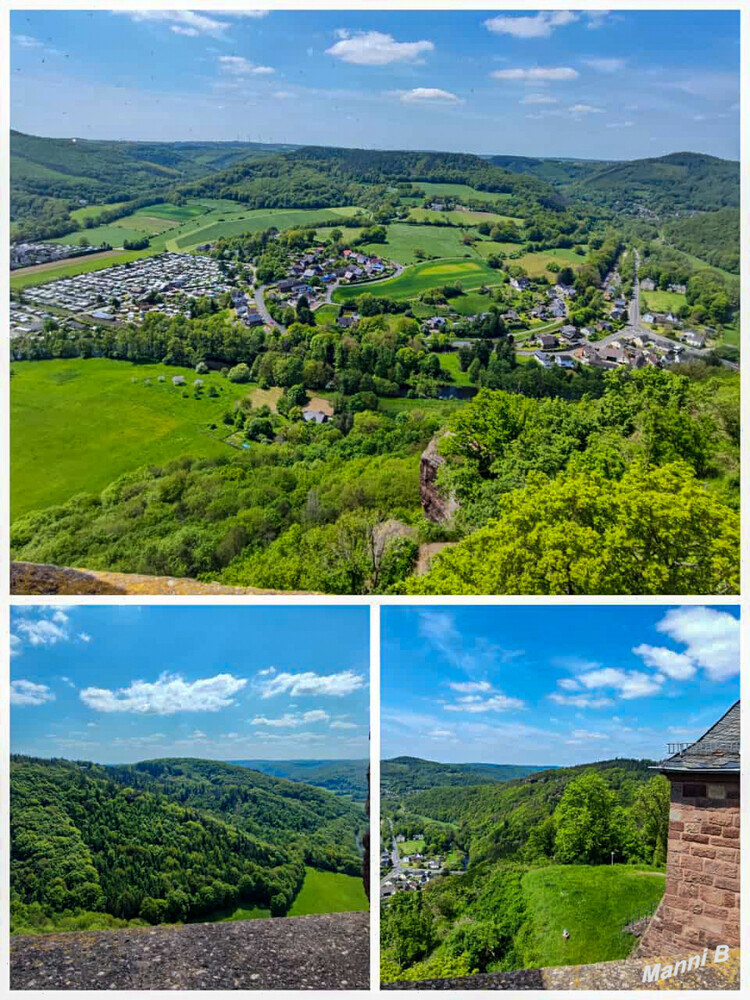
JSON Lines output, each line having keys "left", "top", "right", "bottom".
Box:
{"left": 11, "top": 562, "right": 315, "bottom": 596}
{"left": 419, "top": 436, "right": 458, "bottom": 523}
{"left": 11, "top": 911, "right": 370, "bottom": 990}
{"left": 382, "top": 948, "right": 740, "bottom": 990}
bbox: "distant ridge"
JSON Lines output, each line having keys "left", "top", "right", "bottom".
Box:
{"left": 382, "top": 755, "right": 550, "bottom": 797}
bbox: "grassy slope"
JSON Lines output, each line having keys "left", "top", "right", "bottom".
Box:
{"left": 416, "top": 181, "right": 512, "bottom": 203}
{"left": 334, "top": 257, "right": 501, "bottom": 303}
{"left": 10, "top": 358, "right": 249, "bottom": 518}
{"left": 519, "top": 865, "right": 666, "bottom": 969}
{"left": 359, "top": 224, "right": 480, "bottom": 265}
{"left": 286, "top": 867, "right": 369, "bottom": 916}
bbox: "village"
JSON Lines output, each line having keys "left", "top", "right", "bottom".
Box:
{"left": 380, "top": 830, "right": 465, "bottom": 901}
{"left": 10, "top": 240, "right": 103, "bottom": 270}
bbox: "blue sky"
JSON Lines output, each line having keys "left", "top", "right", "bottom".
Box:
{"left": 11, "top": 605, "right": 369, "bottom": 764}
{"left": 10, "top": 9, "right": 739, "bottom": 159}
{"left": 381, "top": 605, "right": 740, "bottom": 766}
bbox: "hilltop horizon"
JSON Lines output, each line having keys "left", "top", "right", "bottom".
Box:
{"left": 8, "top": 128, "right": 740, "bottom": 166}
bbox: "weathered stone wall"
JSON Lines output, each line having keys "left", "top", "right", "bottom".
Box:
{"left": 383, "top": 948, "right": 740, "bottom": 990}
{"left": 638, "top": 775, "right": 740, "bottom": 956}
{"left": 11, "top": 911, "right": 369, "bottom": 990}
{"left": 11, "top": 561, "right": 315, "bottom": 596}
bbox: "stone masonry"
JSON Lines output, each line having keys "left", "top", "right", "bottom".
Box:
{"left": 638, "top": 701, "right": 740, "bottom": 957}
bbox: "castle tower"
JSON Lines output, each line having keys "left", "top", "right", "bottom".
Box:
{"left": 638, "top": 701, "right": 740, "bottom": 955}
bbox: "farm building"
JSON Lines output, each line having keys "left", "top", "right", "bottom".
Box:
{"left": 638, "top": 701, "right": 740, "bottom": 956}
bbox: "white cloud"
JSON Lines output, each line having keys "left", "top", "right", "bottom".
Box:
{"left": 171, "top": 26, "right": 200, "bottom": 37}
{"left": 326, "top": 30, "right": 433, "bottom": 66}
{"left": 16, "top": 616, "right": 69, "bottom": 647}
{"left": 80, "top": 671, "right": 247, "bottom": 714}
{"left": 13, "top": 34, "right": 44, "bottom": 48}
{"left": 655, "top": 607, "right": 739, "bottom": 682}
{"left": 400, "top": 87, "right": 460, "bottom": 104}
{"left": 255, "top": 669, "right": 364, "bottom": 699}
{"left": 10, "top": 634, "right": 22, "bottom": 657}
{"left": 11, "top": 680, "right": 56, "bottom": 707}
{"left": 445, "top": 692, "right": 524, "bottom": 713}
{"left": 521, "top": 93, "right": 558, "bottom": 105}
{"left": 586, "top": 11, "right": 614, "bottom": 30}
{"left": 571, "top": 728, "right": 608, "bottom": 741}
{"left": 78, "top": 632, "right": 92, "bottom": 643}
{"left": 577, "top": 666, "right": 664, "bottom": 699}
{"left": 273, "top": 90, "right": 294, "bottom": 99}
{"left": 428, "top": 728, "right": 455, "bottom": 739}
{"left": 569, "top": 104, "right": 604, "bottom": 115}
{"left": 606, "top": 120, "right": 635, "bottom": 128}
{"left": 252, "top": 710, "right": 330, "bottom": 727}
{"left": 633, "top": 643, "right": 697, "bottom": 681}
{"left": 583, "top": 57, "right": 626, "bottom": 73}
{"left": 557, "top": 677, "right": 581, "bottom": 691}
{"left": 218, "top": 55, "right": 274, "bottom": 75}
{"left": 449, "top": 680, "right": 491, "bottom": 694}
{"left": 114, "top": 11, "right": 232, "bottom": 38}
{"left": 491, "top": 67, "right": 578, "bottom": 83}
{"left": 484, "top": 12, "right": 578, "bottom": 39}
{"left": 549, "top": 693, "right": 614, "bottom": 709}
{"left": 331, "top": 720, "right": 358, "bottom": 730}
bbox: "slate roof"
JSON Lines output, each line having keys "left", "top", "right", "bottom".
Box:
{"left": 657, "top": 700, "right": 740, "bottom": 773}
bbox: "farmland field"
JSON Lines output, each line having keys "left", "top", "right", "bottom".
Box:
{"left": 9, "top": 249, "right": 152, "bottom": 290}
{"left": 513, "top": 248, "right": 586, "bottom": 277}
{"left": 69, "top": 201, "right": 130, "bottom": 223}
{"left": 334, "top": 257, "right": 502, "bottom": 303}
{"left": 407, "top": 207, "right": 523, "bottom": 226}
{"left": 10, "top": 358, "right": 252, "bottom": 518}
{"left": 171, "top": 205, "right": 363, "bottom": 250}
{"left": 359, "top": 223, "right": 481, "bottom": 265}
{"left": 286, "top": 867, "right": 369, "bottom": 916}
{"left": 416, "top": 181, "right": 513, "bottom": 203}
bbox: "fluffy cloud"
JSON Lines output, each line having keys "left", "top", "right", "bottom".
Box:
{"left": 449, "top": 680, "right": 491, "bottom": 694}
{"left": 633, "top": 644, "right": 697, "bottom": 681}
{"left": 569, "top": 104, "right": 604, "bottom": 115}
{"left": 326, "top": 30, "right": 433, "bottom": 66}
{"left": 549, "top": 693, "right": 614, "bottom": 708}
{"left": 80, "top": 671, "right": 247, "bottom": 714}
{"left": 576, "top": 666, "right": 664, "bottom": 699}
{"left": 13, "top": 610, "right": 75, "bottom": 649}
{"left": 655, "top": 606, "right": 739, "bottom": 682}
{"left": 583, "top": 57, "right": 626, "bottom": 73}
{"left": 491, "top": 67, "right": 578, "bottom": 82}
{"left": 218, "top": 55, "right": 274, "bottom": 75}
{"left": 13, "top": 34, "right": 44, "bottom": 48}
{"left": 11, "top": 680, "right": 56, "bottom": 707}
{"left": 255, "top": 668, "right": 364, "bottom": 699}
{"left": 330, "top": 720, "right": 358, "bottom": 730}
{"left": 445, "top": 692, "right": 524, "bottom": 713}
{"left": 252, "top": 710, "right": 330, "bottom": 727}
{"left": 400, "top": 87, "right": 460, "bottom": 104}
{"left": 113, "top": 11, "right": 266, "bottom": 39}
{"left": 484, "top": 12, "right": 578, "bottom": 39}
{"left": 606, "top": 120, "right": 635, "bottom": 128}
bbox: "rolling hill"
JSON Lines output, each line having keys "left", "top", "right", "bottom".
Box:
{"left": 382, "top": 756, "right": 550, "bottom": 798}
{"left": 228, "top": 758, "right": 368, "bottom": 801}
{"left": 10, "top": 756, "right": 366, "bottom": 933}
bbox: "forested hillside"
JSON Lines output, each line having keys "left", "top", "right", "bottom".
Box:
{"left": 10, "top": 756, "right": 366, "bottom": 934}
{"left": 381, "top": 758, "right": 670, "bottom": 981}
{"left": 230, "top": 759, "right": 368, "bottom": 801}
{"left": 571, "top": 152, "right": 739, "bottom": 214}
{"left": 382, "top": 757, "right": 549, "bottom": 798}
{"left": 662, "top": 207, "right": 740, "bottom": 273}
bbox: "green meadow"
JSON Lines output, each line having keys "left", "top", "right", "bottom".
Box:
{"left": 416, "top": 181, "right": 513, "bottom": 203}
{"left": 519, "top": 865, "right": 666, "bottom": 969}
{"left": 9, "top": 250, "right": 152, "bottom": 290}
{"left": 286, "top": 867, "right": 369, "bottom": 916}
{"left": 407, "top": 207, "right": 523, "bottom": 227}
{"left": 10, "top": 358, "right": 250, "bottom": 519}
{"left": 359, "top": 223, "right": 480, "bottom": 265}
{"left": 397, "top": 839, "right": 426, "bottom": 857}
{"left": 334, "top": 257, "right": 501, "bottom": 303}
{"left": 171, "top": 204, "right": 363, "bottom": 250}
{"left": 641, "top": 289, "right": 687, "bottom": 313}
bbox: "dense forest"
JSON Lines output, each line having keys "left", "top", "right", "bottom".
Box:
{"left": 382, "top": 757, "right": 549, "bottom": 798}
{"left": 230, "top": 758, "right": 368, "bottom": 801}
{"left": 10, "top": 756, "right": 366, "bottom": 934}
{"left": 10, "top": 364, "right": 740, "bottom": 595}
{"left": 381, "top": 759, "right": 670, "bottom": 980}
{"left": 662, "top": 207, "right": 740, "bottom": 274}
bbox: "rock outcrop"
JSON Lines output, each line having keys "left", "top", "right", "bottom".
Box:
{"left": 11, "top": 911, "right": 370, "bottom": 990}
{"left": 11, "top": 562, "right": 315, "bottom": 596}
{"left": 419, "top": 436, "right": 458, "bottom": 523}
{"left": 382, "top": 948, "right": 740, "bottom": 990}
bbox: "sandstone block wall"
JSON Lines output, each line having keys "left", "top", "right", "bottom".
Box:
{"left": 638, "top": 776, "right": 740, "bottom": 956}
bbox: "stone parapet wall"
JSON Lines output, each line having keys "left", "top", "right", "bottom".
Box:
{"left": 638, "top": 775, "right": 740, "bottom": 957}
{"left": 382, "top": 948, "right": 740, "bottom": 990}
{"left": 11, "top": 911, "right": 369, "bottom": 990}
